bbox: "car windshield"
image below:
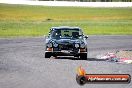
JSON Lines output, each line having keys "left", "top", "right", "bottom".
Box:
{"left": 50, "top": 28, "right": 83, "bottom": 39}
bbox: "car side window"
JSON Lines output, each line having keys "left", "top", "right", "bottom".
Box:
{"left": 51, "top": 30, "right": 61, "bottom": 38}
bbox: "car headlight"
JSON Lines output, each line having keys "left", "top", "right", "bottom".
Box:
{"left": 75, "top": 43, "right": 79, "bottom": 48}
{"left": 53, "top": 42, "right": 58, "bottom": 47}
{"left": 47, "top": 43, "right": 52, "bottom": 47}
{"left": 80, "top": 43, "right": 85, "bottom": 48}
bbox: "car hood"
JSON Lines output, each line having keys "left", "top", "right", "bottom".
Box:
{"left": 51, "top": 38, "right": 83, "bottom": 44}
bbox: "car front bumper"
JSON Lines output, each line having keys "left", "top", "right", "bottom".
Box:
{"left": 45, "top": 48, "right": 87, "bottom": 56}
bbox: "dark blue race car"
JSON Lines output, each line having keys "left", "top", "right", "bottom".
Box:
{"left": 45, "top": 26, "right": 88, "bottom": 60}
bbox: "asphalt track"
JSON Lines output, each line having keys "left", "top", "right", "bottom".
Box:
{"left": 0, "top": 35, "right": 132, "bottom": 88}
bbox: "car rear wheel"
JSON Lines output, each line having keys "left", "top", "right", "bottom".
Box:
{"left": 80, "top": 53, "right": 87, "bottom": 60}
{"left": 45, "top": 52, "right": 52, "bottom": 58}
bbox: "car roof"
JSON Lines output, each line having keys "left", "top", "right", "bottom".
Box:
{"left": 51, "top": 26, "right": 81, "bottom": 30}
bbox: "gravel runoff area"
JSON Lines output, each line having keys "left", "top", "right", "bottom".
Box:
{"left": 116, "top": 50, "right": 132, "bottom": 59}
{"left": 0, "top": 35, "right": 132, "bottom": 88}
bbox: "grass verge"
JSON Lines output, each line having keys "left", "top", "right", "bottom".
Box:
{"left": 0, "top": 4, "right": 132, "bottom": 37}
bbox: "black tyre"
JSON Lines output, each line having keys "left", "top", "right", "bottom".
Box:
{"left": 45, "top": 52, "right": 52, "bottom": 58}
{"left": 80, "top": 53, "right": 87, "bottom": 60}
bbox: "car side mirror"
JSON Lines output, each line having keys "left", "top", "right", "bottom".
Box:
{"left": 84, "top": 36, "right": 88, "bottom": 39}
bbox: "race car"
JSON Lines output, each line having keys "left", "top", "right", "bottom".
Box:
{"left": 45, "top": 26, "right": 88, "bottom": 60}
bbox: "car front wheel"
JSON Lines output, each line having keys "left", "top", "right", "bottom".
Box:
{"left": 45, "top": 52, "right": 52, "bottom": 58}
{"left": 80, "top": 53, "right": 87, "bottom": 60}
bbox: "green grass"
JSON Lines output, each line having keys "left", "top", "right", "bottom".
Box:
{"left": 0, "top": 4, "right": 132, "bottom": 37}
